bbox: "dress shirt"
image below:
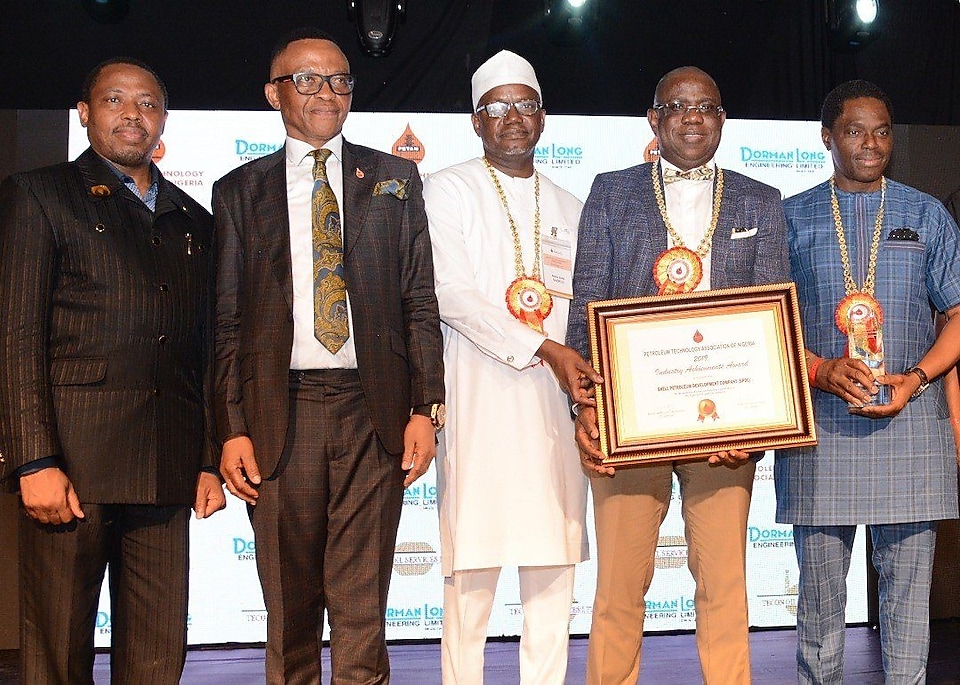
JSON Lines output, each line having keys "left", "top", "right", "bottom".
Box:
{"left": 661, "top": 157, "right": 716, "bottom": 291}
{"left": 285, "top": 135, "right": 358, "bottom": 370}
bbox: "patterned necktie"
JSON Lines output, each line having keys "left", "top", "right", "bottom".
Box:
{"left": 310, "top": 149, "right": 349, "bottom": 353}
{"left": 663, "top": 165, "right": 715, "bottom": 183}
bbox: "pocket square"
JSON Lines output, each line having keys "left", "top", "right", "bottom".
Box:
{"left": 730, "top": 226, "right": 758, "bottom": 240}
{"left": 373, "top": 178, "right": 409, "bottom": 200}
{"left": 887, "top": 228, "right": 920, "bottom": 241}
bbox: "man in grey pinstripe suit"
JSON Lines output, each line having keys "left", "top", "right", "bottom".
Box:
{"left": 0, "top": 59, "right": 224, "bottom": 684}
{"left": 775, "top": 80, "right": 960, "bottom": 684}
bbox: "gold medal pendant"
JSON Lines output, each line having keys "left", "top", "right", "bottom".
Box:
{"left": 835, "top": 292, "right": 884, "bottom": 335}
{"left": 653, "top": 246, "right": 704, "bottom": 295}
{"left": 505, "top": 277, "right": 553, "bottom": 334}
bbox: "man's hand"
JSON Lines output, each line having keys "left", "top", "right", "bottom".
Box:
{"left": 403, "top": 415, "right": 437, "bottom": 488}
{"left": 194, "top": 471, "right": 226, "bottom": 519}
{"left": 537, "top": 339, "right": 603, "bottom": 406}
{"left": 814, "top": 357, "right": 878, "bottom": 406}
{"left": 219, "top": 436, "right": 261, "bottom": 505}
{"left": 707, "top": 450, "right": 752, "bottom": 468}
{"left": 574, "top": 405, "right": 615, "bottom": 477}
{"left": 19, "top": 467, "right": 84, "bottom": 524}
{"left": 849, "top": 372, "right": 919, "bottom": 419}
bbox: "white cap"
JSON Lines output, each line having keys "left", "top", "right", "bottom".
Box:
{"left": 471, "top": 50, "right": 542, "bottom": 110}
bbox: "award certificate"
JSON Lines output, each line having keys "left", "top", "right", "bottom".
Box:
{"left": 587, "top": 283, "right": 817, "bottom": 465}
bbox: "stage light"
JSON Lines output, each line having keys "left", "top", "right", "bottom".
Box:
{"left": 544, "top": 0, "right": 598, "bottom": 45}
{"left": 826, "top": 0, "right": 881, "bottom": 51}
{"left": 346, "top": 0, "right": 406, "bottom": 57}
{"left": 81, "top": 0, "right": 130, "bottom": 24}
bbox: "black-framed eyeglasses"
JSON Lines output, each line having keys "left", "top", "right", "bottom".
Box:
{"left": 271, "top": 72, "right": 356, "bottom": 96}
{"left": 475, "top": 99, "right": 541, "bottom": 118}
{"left": 653, "top": 101, "right": 725, "bottom": 118}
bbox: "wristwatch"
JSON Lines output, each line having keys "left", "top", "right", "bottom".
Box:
{"left": 411, "top": 403, "right": 446, "bottom": 431}
{"left": 906, "top": 366, "right": 929, "bottom": 399}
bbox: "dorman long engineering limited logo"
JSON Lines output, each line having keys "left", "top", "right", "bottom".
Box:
{"left": 748, "top": 525, "right": 795, "bottom": 550}
{"left": 393, "top": 541, "right": 440, "bottom": 576}
{"left": 534, "top": 142, "right": 583, "bottom": 168}
{"left": 645, "top": 594, "right": 696, "bottom": 621}
{"left": 232, "top": 536, "right": 256, "bottom": 561}
{"left": 392, "top": 124, "right": 425, "bottom": 164}
{"left": 235, "top": 139, "right": 282, "bottom": 162}
{"left": 386, "top": 603, "right": 444, "bottom": 630}
{"left": 740, "top": 145, "right": 827, "bottom": 172}
{"left": 402, "top": 480, "right": 437, "bottom": 509}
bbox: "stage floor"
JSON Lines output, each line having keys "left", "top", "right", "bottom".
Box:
{"left": 2, "top": 622, "right": 959, "bottom": 683}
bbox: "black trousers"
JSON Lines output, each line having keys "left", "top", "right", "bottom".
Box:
{"left": 19, "top": 502, "right": 190, "bottom": 685}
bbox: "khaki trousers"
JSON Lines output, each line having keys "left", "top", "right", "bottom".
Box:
{"left": 586, "top": 459, "right": 755, "bottom": 685}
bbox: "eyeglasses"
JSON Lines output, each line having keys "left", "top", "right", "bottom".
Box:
{"left": 475, "top": 99, "right": 541, "bottom": 118}
{"left": 271, "top": 72, "right": 356, "bottom": 96}
{"left": 653, "top": 101, "right": 725, "bottom": 118}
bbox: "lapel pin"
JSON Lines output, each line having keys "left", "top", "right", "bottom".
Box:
{"left": 89, "top": 184, "right": 111, "bottom": 197}
{"left": 356, "top": 168, "right": 365, "bottom": 179}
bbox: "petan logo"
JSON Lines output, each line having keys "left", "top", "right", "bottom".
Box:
{"left": 748, "top": 525, "right": 795, "bottom": 549}
{"left": 739, "top": 146, "right": 827, "bottom": 172}
{"left": 534, "top": 142, "right": 583, "bottom": 167}
{"left": 655, "top": 535, "right": 687, "bottom": 569}
{"left": 233, "top": 536, "right": 257, "bottom": 561}
{"left": 235, "top": 139, "right": 282, "bottom": 162}
{"left": 392, "top": 124, "right": 425, "bottom": 164}
{"left": 393, "top": 541, "right": 439, "bottom": 576}
{"left": 152, "top": 139, "right": 166, "bottom": 163}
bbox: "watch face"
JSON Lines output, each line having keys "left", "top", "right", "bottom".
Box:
{"left": 433, "top": 404, "right": 447, "bottom": 429}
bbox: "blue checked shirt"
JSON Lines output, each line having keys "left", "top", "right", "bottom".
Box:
{"left": 775, "top": 179, "right": 960, "bottom": 525}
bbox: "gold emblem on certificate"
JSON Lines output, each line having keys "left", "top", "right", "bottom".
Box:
{"left": 505, "top": 276, "right": 553, "bottom": 333}
{"left": 651, "top": 161, "right": 724, "bottom": 296}
{"left": 697, "top": 399, "right": 719, "bottom": 422}
{"left": 654, "top": 246, "right": 704, "bottom": 294}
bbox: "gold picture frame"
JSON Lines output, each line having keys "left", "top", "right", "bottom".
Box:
{"left": 587, "top": 282, "right": 817, "bottom": 466}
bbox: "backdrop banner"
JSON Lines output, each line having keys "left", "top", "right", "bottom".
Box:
{"left": 68, "top": 110, "right": 868, "bottom": 646}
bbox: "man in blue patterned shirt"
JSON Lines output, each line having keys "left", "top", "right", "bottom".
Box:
{"left": 775, "top": 80, "right": 960, "bottom": 684}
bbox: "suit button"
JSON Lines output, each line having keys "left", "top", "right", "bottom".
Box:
{"left": 158, "top": 335, "right": 167, "bottom": 345}
{"left": 159, "top": 283, "right": 169, "bottom": 291}
{"left": 152, "top": 388, "right": 160, "bottom": 395}
{"left": 151, "top": 235, "right": 162, "bottom": 246}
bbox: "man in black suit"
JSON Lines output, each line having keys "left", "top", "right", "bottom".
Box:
{"left": 0, "top": 58, "right": 224, "bottom": 684}
{"left": 212, "top": 28, "right": 444, "bottom": 683}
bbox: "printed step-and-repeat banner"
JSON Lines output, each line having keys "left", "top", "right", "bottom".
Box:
{"left": 68, "top": 111, "right": 868, "bottom": 646}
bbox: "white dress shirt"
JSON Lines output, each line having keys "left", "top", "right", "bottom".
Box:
{"left": 285, "top": 135, "right": 358, "bottom": 369}
{"left": 660, "top": 157, "right": 717, "bottom": 291}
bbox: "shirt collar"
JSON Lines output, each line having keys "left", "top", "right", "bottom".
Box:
{"left": 286, "top": 134, "right": 344, "bottom": 167}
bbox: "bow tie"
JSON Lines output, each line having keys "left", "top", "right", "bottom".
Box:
{"left": 663, "top": 165, "right": 715, "bottom": 183}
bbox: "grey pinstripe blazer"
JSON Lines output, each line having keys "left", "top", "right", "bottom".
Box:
{"left": 566, "top": 162, "right": 791, "bottom": 360}
{"left": 212, "top": 140, "right": 444, "bottom": 477}
{"left": 0, "top": 148, "right": 214, "bottom": 505}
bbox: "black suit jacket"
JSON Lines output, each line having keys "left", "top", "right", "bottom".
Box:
{"left": 212, "top": 140, "right": 444, "bottom": 477}
{"left": 0, "top": 148, "right": 214, "bottom": 505}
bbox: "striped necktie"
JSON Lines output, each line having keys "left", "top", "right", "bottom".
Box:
{"left": 310, "top": 149, "right": 349, "bottom": 353}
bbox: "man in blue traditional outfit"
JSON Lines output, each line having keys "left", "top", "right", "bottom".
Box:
{"left": 775, "top": 79, "right": 960, "bottom": 684}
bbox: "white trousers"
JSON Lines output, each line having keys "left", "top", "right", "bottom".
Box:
{"left": 441, "top": 565, "right": 576, "bottom": 685}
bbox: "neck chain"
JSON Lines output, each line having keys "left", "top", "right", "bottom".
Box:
{"left": 830, "top": 176, "right": 886, "bottom": 297}
{"left": 483, "top": 157, "right": 541, "bottom": 281}
{"left": 651, "top": 160, "right": 724, "bottom": 257}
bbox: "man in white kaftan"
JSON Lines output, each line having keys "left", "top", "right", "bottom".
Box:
{"left": 423, "top": 50, "right": 597, "bottom": 684}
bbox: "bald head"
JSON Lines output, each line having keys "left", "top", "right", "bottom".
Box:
{"left": 653, "top": 66, "right": 719, "bottom": 107}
